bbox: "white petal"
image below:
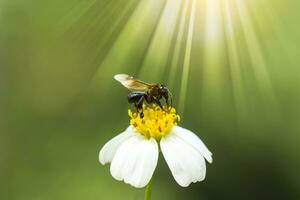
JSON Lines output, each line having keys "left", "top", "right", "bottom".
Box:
{"left": 99, "top": 126, "right": 134, "bottom": 165}
{"left": 160, "top": 132, "right": 206, "bottom": 187}
{"left": 172, "top": 126, "right": 213, "bottom": 163}
{"left": 110, "top": 134, "right": 159, "bottom": 188}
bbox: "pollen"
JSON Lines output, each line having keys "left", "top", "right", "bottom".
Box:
{"left": 128, "top": 104, "right": 180, "bottom": 140}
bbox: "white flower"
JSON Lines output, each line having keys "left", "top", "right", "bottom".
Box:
{"left": 99, "top": 105, "right": 212, "bottom": 188}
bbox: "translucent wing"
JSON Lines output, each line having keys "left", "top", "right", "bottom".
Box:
{"left": 114, "top": 74, "right": 153, "bottom": 91}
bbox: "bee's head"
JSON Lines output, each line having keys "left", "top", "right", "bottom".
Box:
{"left": 158, "top": 84, "right": 168, "bottom": 94}
{"left": 159, "top": 84, "right": 172, "bottom": 106}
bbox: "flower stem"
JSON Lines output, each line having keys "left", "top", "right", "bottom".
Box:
{"left": 144, "top": 178, "right": 153, "bottom": 200}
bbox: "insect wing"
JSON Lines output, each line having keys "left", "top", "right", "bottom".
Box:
{"left": 114, "top": 74, "right": 151, "bottom": 91}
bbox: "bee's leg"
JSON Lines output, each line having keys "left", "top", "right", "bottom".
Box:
{"left": 167, "top": 97, "right": 172, "bottom": 107}
{"left": 153, "top": 96, "right": 163, "bottom": 109}
{"left": 144, "top": 94, "right": 151, "bottom": 104}
{"left": 137, "top": 96, "right": 145, "bottom": 110}
{"left": 134, "top": 103, "right": 139, "bottom": 112}
{"left": 139, "top": 112, "right": 144, "bottom": 118}
{"left": 166, "top": 96, "right": 172, "bottom": 107}
{"left": 128, "top": 92, "right": 145, "bottom": 109}
{"left": 162, "top": 93, "right": 172, "bottom": 108}
{"left": 137, "top": 96, "right": 145, "bottom": 118}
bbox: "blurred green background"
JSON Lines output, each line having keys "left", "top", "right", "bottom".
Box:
{"left": 1, "top": 0, "right": 300, "bottom": 199}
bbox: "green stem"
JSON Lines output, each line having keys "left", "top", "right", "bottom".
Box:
{"left": 144, "top": 178, "right": 153, "bottom": 200}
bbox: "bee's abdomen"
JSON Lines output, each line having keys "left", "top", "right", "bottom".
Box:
{"left": 127, "top": 92, "right": 146, "bottom": 103}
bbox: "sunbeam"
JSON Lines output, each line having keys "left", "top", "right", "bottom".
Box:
{"left": 223, "top": 0, "right": 247, "bottom": 125}
{"left": 167, "top": 0, "right": 190, "bottom": 91}
{"left": 235, "top": 0, "right": 277, "bottom": 106}
{"left": 82, "top": 0, "right": 281, "bottom": 119}
{"left": 178, "top": 0, "right": 197, "bottom": 117}
{"left": 138, "top": 0, "right": 182, "bottom": 81}
{"left": 57, "top": 0, "right": 98, "bottom": 35}
{"left": 90, "top": 0, "right": 165, "bottom": 93}
{"left": 200, "top": 0, "right": 225, "bottom": 117}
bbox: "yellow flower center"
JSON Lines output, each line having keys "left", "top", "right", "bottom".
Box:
{"left": 128, "top": 104, "right": 180, "bottom": 140}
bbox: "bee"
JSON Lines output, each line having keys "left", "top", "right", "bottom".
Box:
{"left": 114, "top": 74, "right": 172, "bottom": 117}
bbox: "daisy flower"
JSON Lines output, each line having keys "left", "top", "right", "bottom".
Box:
{"left": 99, "top": 104, "right": 213, "bottom": 188}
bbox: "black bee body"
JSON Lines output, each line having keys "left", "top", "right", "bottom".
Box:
{"left": 127, "top": 84, "right": 171, "bottom": 111}
{"left": 127, "top": 92, "right": 150, "bottom": 110}
{"left": 114, "top": 74, "right": 172, "bottom": 117}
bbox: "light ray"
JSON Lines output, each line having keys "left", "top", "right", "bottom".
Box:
{"left": 204, "top": 0, "right": 222, "bottom": 46}
{"left": 57, "top": 0, "right": 106, "bottom": 35}
{"left": 223, "top": 0, "right": 247, "bottom": 124}
{"left": 258, "top": 1, "right": 295, "bottom": 64}
{"left": 167, "top": 0, "right": 190, "bottom": 91}
{"left": 138, "top": 0, "right": 183, "bottom": 81}
{"left": 201, "top": 0, "right": 224, "bottom": 111}
{"left": 178, "top": 0, "right": 197, "bottom": 117}
{"left": 235, "top": 0, "right": 277, "bottom": 105}
{"left": 89, "top": 0, "right": 166, "bottom": 93}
